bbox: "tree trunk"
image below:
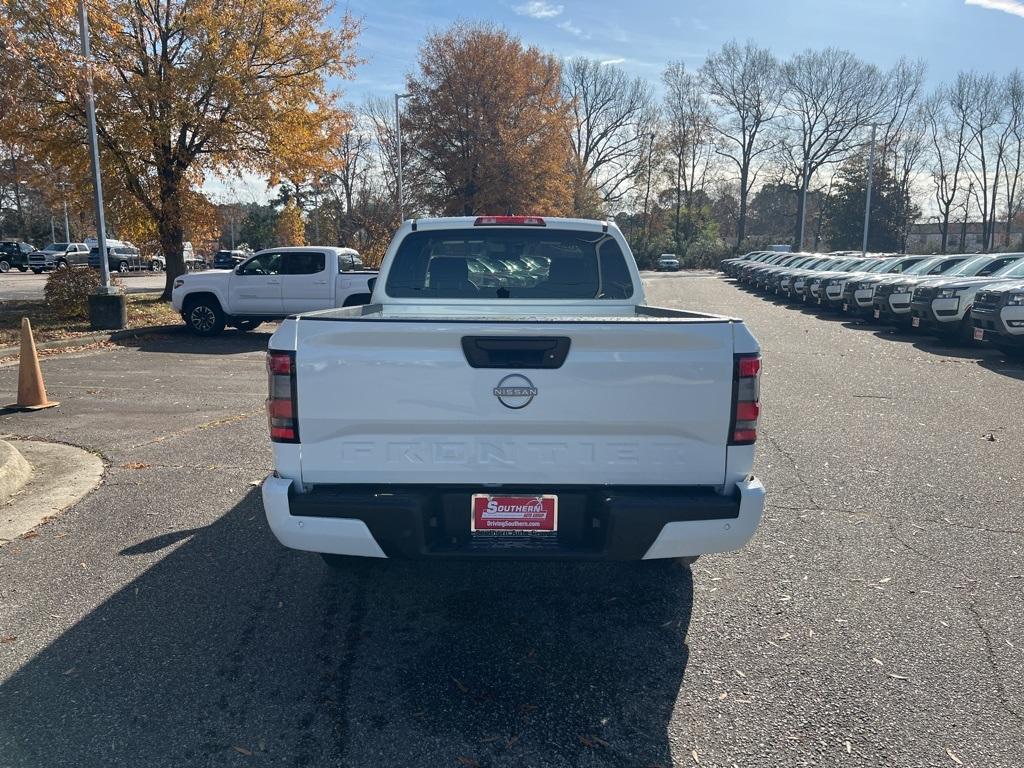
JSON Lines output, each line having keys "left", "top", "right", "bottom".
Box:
{"left": 159, "top": 168, "right": 186, "bottom": 301}
{"left": 792, "top": 183, "right": 806, "bottom": 250}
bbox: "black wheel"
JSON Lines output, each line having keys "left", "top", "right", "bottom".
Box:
{"left": 958, "top": 311, "right": 975, "bottom": 345}
{"left": 233, "top": 319, "right": 262, "bottom": 332}
{"left": 118, "top": 260, "right": 129, "bottom": 273}
{"left": 17, "top": 266, "right": 27, "bottom": 272}
{"left": 0, "top": 259, "right": 9, "bottom": 273}
{"left": 184, "top": 297, "right": 226, "bottom": 336}
{"left": 31, "top": 268, "right": 42, "bottom": 274}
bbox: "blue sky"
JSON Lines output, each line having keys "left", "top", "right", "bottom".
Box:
{"left": 209, "top": 0, "right": 1024, "bottom": 202}
{"left": 338, "top": 0, "right": 1024, "bottom": 101}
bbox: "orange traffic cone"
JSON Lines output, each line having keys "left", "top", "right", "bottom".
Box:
{"left": 7, "top": 318, "right": 59, "bottom": 411}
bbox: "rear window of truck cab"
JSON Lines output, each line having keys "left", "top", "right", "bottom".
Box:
{"left": 384, "top": 228, "right": 635, "bottom": 299}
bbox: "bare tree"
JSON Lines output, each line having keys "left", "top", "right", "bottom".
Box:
{"left": 661, "top": 61, "right": 715, "bottom": 251}
{"left": 925, "top": 84, "right": 970, "bottom": 252}
{"left": 958, "top": 72, "right": 1002, "bottom": 251}
{"left": 563, "top": 58, "right": 655, "bottom": 215}
{"left": 781, "top": 48, "right": 886, "bottom": 248}
{"left": 1001, "top": 70, "right": 1024, "bottom": 248}
{"left": 700, "top": 41, "right": 782, "bottom": 248}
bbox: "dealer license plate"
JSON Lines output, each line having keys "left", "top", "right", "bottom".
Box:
{"left": 911, "top": 317, "right": 920, "bottom": 327}
{"left": 873, "top": 309, "right": 881, "bottom": 319}
{"left": 973, "top": 328, "right": 985, "bottom": 341}
{"left": 471, "top": 494, "right": 558, "bottom": 533}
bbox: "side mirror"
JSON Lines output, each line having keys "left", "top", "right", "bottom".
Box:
{"left": 367, "top": 277, "right": 377, "bottom": 293}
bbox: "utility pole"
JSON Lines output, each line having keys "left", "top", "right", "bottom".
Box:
{"left": 63, "top": 196, "right": 70, "bottom": 241}
{"left": 861, "top": 123, "right": 878, "bottom": 258}
{"left": 395, "top": 93, "right": 411, "bottom": 222}
{"left": 78, "top": 0, "right": 113, "bottom": 295}
{"left": 642, "top": 131, "right": 656, "bottom": 255}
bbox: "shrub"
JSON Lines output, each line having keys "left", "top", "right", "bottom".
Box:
{"left": 44, "top": 268, "right": 122, "bottom": 320}
{"left": 685, "top": 237, "right": 733, "bottom": 269}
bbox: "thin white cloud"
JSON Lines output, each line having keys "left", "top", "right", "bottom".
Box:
{"left": 600, "top": 57, "right": 626, "bottom": 66}
{"left": 557, "top": 19, "right": 590, "bottom": 39}
{"left": 965, "top": 0, "right": 1024, "bottom": 18}
{"left": 513, "top": 1, "right": 564, "bottom": 19}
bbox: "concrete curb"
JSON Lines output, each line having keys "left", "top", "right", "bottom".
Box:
{"left": 0, "top": 439, "right": 105, "bottom": 544}
{"left": 0, "top": 324, "right": 182, "bottom": 359}
{"left": 0, "top": 440, "right": 32, "bottom": 506}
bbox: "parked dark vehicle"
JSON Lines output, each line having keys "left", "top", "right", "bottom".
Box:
{"left": 0, "top": 240, "right": 35, "bottom": 272}
{"left": 212, "top": 249, "right": 247, "bottom": 270}
{"left": 28, "top": 242, "right": 90, "bottom": 272}
{"left": 89, "top": 244, "right": 150, "bottom": 273}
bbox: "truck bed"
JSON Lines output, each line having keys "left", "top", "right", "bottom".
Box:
{"left": 292, "top": 303, "right": 740, "bottom": 323}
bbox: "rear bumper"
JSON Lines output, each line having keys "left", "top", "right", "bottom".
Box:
{"left": 262, "top": 476, "right": 765, "bottom": 561}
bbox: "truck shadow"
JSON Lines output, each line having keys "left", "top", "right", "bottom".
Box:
{"left": 0, "top": 490, "right": 693, "bottom": 767}
{"left": 113, "top": 327, "right": 276, "bottom": 356}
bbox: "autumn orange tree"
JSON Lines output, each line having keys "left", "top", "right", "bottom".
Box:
{"left": 0, "top": 0, "right": 360, "bottom": 297}
{"left": 404, "top": 22, "right": 574, "bottom": 216}
{"left": 274, "top": 200, "right": 305, "bottom": 246}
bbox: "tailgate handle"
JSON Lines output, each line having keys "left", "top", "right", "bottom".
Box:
{"left": 461, "top": 336, "right": 571, "bottom": 369}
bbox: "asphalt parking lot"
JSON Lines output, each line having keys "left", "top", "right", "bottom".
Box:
{"left": 0, "top": 271, "right": 168, "bottom": 301}
{"left": 0, "top": 274, "right": 1021, "bottom": 767}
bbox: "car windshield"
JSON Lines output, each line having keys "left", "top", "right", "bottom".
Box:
{"left": 385, "top": 227, "right": 634, "bottom": 300}
{"left": 900, "top": 257, "right": 945, "bottom": 275}
{"left": 991, "top": 259, "right": 1024, "bottom": 279}
{"left": 43, "top": 243, "right": 67, "bottom": 251}
{"left": 865, "top": 258, "right": 900, "bottom": 273}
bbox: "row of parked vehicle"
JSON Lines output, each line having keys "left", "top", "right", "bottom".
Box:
{"left": 720, "top": 249, "right": 1024, "bottom": 353}
{"left": 0, "top": 238, "right": 214, "bottom": 274}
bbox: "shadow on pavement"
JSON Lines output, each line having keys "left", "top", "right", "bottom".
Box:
{"left": 114, "top": 328, "right": 275, "bottom": 356}
{"left": 0, "top": 489, "right": 693, "bottom": 767}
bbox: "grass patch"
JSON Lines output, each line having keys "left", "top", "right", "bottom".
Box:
{"left": 0, "top": 292, "right": 180, "bottom": 348}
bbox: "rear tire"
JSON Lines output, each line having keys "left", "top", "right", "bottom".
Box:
{"left": 232, "top": 319, "right": 262, "bottom": 332}
{"left": 184, "top": 297, "right": 226, "bottom": 336}
{"left": 118, "top": 260, "right": 129, "bottom": 273}
{"left": 31, "top": 268, "right": 42, "bottom": 274}
{"left": 17, "top": 266, "right": 27, "bottom": 272}
{"left": 55, "top": 259, "right": 68, "bottom": 270}
{"left": 0, "top": 260, "right": 9, "bottom": 273}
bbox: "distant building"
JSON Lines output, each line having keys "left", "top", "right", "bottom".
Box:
{"left": 906, "top": 221, "right": 1023, "bottom": 253}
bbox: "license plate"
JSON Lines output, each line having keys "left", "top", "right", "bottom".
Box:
{"left": 873, "top": 309, "right": 881, "bottom": 319}
{"left": 842, "top": 303, "right": 849, "bottom": 312}
{"left": 471, "top": 494, "right": 557, "bottom": 533}
{"left": 911, "top": 317, "right": 920, "bottom": 328}
{"left": 973, "top": 328, "right": 985, "bottom": 341}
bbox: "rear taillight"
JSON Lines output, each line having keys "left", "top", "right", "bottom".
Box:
{"left": 267, "top": 350, "right": 298, "bottom": 443}
{"left": 730, "top": 353, "right": 761, "bottom": 445}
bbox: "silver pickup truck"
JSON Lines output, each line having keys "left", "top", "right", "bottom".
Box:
{"left": 262, "top": 216, "right": 765, "bottom": 565}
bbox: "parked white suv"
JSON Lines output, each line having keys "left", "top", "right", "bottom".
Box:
{"left": 657, "top": 254, "right": 681, "bottom": 272}
{"left": 910, "top": 255, "right": 1024, "bottom": 341}
{"left": 262, "top": 216, "right": 765, "bottom": 565}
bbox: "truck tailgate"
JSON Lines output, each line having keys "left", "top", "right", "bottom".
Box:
{"left": 293, "top": 317, "right": 736, "bottom": 487}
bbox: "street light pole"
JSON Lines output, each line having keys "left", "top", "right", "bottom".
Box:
{"left": 63, "top": 197, "right": 70, "bottom": 241}
{"left": 395, "top": 93, "right": 411, "bottom": 222}
{"left": 78, "top": 0, "right": 113, "bottom": 294}
{"left": 861, "top": 123, "right": 878, "bottom": 258}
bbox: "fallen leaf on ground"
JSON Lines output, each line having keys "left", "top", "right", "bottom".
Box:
{"left": 0, "top": 635, "right": 16, "bottom": 643}
{"left": 21, "top": 531, "right": 39, "bottom": 540}
{"left": 456, "top": 757, "right": 479, "bottom": 768}
{"left": 692, "top": 749, "right": 701, "bottom": 764}
{"left": 888, "top": 673, "right": 909, "bottom": 680}
{"left": 452, "top": 678, "right": 469, "bottom": 694}
{"left": 119, "top": 462, "right": 151, "bottom": 470}
{"left": 946, "top": 748, "right": 963, "bottom": 765}
{"left": 845, "top": 741, "right": 851, "bottom": 753}
{"left": 232, "top": 746, "right": 252, "bottom": 756}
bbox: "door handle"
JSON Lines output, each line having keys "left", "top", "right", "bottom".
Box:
{"left": 268, "top": 279, "right": 280, "bottom": 284}
{"left": 314, "top": 280, "right": 328, "bottom": 284}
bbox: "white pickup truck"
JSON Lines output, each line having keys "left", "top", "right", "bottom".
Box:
{"left": 171, "top": 246, "right": 375, "bottom": 335}
{"left": 261, "top": 216, "right": 765, "bottom": 565}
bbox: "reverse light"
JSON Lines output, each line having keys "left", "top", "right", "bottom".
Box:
{"left": 730, "top": 354, "right": 761, "bottom": 445}
{"left": 267, "top": 350, "right": 299, "bottom": 443}
{"left": 473, "top": 215, "right": 546, "bottom": 226}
